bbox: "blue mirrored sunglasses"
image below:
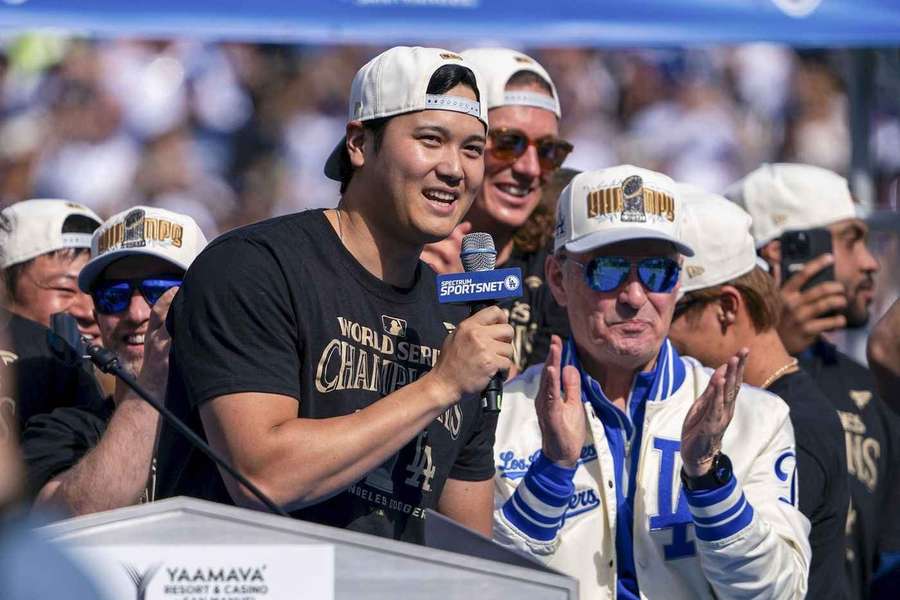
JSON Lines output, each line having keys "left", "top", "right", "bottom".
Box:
{"left": 569, "top": 256, "right": 681, "bottom": 294}
{"left": 92, "top": 277, "right": 182, "bottom": 314}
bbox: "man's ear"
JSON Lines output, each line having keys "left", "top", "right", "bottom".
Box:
{"left": 545, "top": 254, "right": 568, "bottom": 308}
{"left": 759, "top": 240, "right": 781, "bottom": 286}
{"left": 346, "top": 121, "right": 368, "bottom": 169}
{"left": 717, "top": 285, "right": 742, "bottom": 332}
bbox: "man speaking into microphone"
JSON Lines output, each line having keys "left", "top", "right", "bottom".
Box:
{"left": 155, "top": 46, "right": 513, "bottom": 542}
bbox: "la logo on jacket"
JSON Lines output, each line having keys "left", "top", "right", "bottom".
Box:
{"left": 648, "top": 437, "right": 696, "bottom": 560}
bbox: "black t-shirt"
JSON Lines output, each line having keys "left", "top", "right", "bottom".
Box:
{"left": 0, "top": 308, "right": 106, "bottom": 431}
{"left": 155, "top": 210, "right": 496, "bottom": 544}
{"left": 769, "top": 367, "right": 850, "bottom": 600}
{"left": 502, "top": 245, "right": 570, "bottom": 371}
{"left": 20, "top": 400, "right": 114, "bottom": 498}
{"left": 799, "top": 339, "right": 900, "bottom": 600}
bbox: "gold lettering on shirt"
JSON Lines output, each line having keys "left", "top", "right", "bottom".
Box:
{"left": 316, "top": 317, "right": 444, "bottom": 399}
{"left": 838, "top": 410, "right": 881, "bottom": 491}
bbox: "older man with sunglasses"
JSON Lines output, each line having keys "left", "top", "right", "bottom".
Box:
{"left": 22, "top": 206, "right": 206, "bottom": 516}
{"left": 422, "top": 48, "right": 573, "bottom": 372}
{"left": 492, "top": 166, "right": 811, "bottom": 600}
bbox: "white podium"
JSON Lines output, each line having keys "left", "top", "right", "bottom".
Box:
{"left": 38, "top": 496, "right": 578, "bottom": 599}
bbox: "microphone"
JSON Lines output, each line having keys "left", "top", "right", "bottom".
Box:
{"left": 47, "top": 313, "right": 290, "bottom": 518}
{"left": 436, "top": 233, "right": 523, "bottom": 413}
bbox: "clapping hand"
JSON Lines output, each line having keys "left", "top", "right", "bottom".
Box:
{"left": 680, "top": 349, "right": 749, "bottom": 477}
{"left": 536, "top": 335, "right": 586, "bottom": 468}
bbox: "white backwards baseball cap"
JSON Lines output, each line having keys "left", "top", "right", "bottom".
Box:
{"left": 323, "top": 46, "right": 489, "bottom": 181}
{"left": 460, "top": 48, "right": 561, "bottom": 118}
{"left": 78, "top": 206, "right": 207, "bottom": 292}
{"left": 678, "top": 184, "right": 758, "bottom": 293}
{"left": 724, "top": 163, "right": 857, "bottom": 247}
{"left": 0, "top": 199, "right": 102, "bottom": 269}
{"left": 554, "top": 165, "right": 694, "bottom": 256}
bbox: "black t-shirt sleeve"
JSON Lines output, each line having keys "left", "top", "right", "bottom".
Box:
{"left": 172, "top": 237, "right": 302, "bottom": 407}
{"left": 448, "top": 408, "right": 498, "bottom": 482}
{"left": 20, "top": 408, "right": 106, "bottom": 498}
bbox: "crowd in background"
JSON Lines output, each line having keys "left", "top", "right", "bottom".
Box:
{"left": 0, "top": 36, "right": 898, "bottom": 599}
{"left": 0, "top": 37, "right": 897, "bottom": 351}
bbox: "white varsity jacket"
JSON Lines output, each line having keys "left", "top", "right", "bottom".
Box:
{"left": 493, "top": 353, "right": 812, "bottom": 600}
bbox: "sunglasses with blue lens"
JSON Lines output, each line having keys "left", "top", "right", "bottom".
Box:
{"left": 92, "top": 277, "right": 182, "bottom": 314}
{"left": 568, "top": 256, "right": 681, "bottom": 294}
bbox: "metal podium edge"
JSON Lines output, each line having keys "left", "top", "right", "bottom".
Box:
{"left": 37, "top": 496, "right": 578, "bottom": 597}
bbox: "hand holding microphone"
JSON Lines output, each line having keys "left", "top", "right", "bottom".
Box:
{"left": 430, "top": 304, "right": 513, "bottom": 410}
{"left": 431, "top": 233, "right": 524, "bottom": 413}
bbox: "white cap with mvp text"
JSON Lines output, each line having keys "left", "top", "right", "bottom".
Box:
{"left": 554, "top": 165, "right": 694, "bottom": 256}
{"left": 78, "top": 206, "right": 207, "bottom": 292}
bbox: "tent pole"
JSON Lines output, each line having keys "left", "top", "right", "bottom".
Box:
{"left": 848, "top": 48, "right": 876, "bottom": 212}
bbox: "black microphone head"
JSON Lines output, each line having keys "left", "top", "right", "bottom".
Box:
{"left": 47, "top": 312, "right": 86, "bottom": 367}
{"left": 460, "top": 232, "right": 497, "bottom": 272}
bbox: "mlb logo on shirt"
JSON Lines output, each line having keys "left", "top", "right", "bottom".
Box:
{"left": 382, "top": 315, "right": 407, "bottom": 337}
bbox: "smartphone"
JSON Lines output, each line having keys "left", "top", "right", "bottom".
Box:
{"left": 780, "top": 228, "right": 834, "bottom": 291}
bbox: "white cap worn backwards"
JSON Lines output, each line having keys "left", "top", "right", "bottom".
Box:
{"left": 554, "top": 165, "right": 694, "bottom": 257}
{"left": 460, "top": 47, "right": 561, "bottom": 117}
{"left": 724, "top": 163, "right": 857, "bottom": 247}
{"left": 0, "top": 199, "right": 101, "bottom": 269}
{"left": 78, "top": 206, "right": 207, "bottom": 292}
{"left": 678, "top": 183, "right": 758, "bottom": 293}
{"left": 323, "top": 46, "right": 489, "bottom": 181}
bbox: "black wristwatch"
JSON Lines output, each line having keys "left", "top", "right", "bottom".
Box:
{"left": 681, "top": 452, "right": 733, "bottom": 491}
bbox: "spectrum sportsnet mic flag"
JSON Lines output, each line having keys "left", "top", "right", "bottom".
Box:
{"left": 437, "top": 267, "right": 523, "bottom": 304}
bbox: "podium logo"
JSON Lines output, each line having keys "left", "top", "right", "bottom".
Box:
{"left": 124, "top": 563, "right": 161, "bottom": 600}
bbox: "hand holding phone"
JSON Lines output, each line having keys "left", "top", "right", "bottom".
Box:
{"left": 779, "top": 228, "right": 834, "bottom": 290}
{"left": 776, "top": 229, "right": 848, "bottom": 354}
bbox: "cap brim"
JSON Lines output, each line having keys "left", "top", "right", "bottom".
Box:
{"left": 323, "top": 137, "right": 347, "bottom": 181}
{"left": 565, "top": 227, "right": 694, "bottom": 257}
{"left": 78, "top": 248, "right": 190, "bottom": 293}
{"left": 679, "top": 259, "right": 757, "bottom": 294}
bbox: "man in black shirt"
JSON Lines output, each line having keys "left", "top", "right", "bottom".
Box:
{"left": 670, "top": 185, "right": 850, "bottom": 599}
{"left": 727, "top": 163, "right": 897, "bottom": 599}
{"left": 23, "top": 207, "right": 206, "bottom": 514}
{"left": 156, "top": 47, "right": 513, "bottom": 543}
{"left": 421, "top": 48, "right": 572, "bottom": 372}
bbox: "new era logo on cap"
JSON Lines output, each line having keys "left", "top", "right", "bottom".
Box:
{"left": 685, "top": 265, "right": 706, "bottom": 279}
{"left": 554, "top": 165, "right": 693, "bottom": 256}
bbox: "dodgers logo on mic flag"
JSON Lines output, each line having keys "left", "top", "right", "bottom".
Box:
{"left": 436, "top": 268, "right": 523, "bottom": 304}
